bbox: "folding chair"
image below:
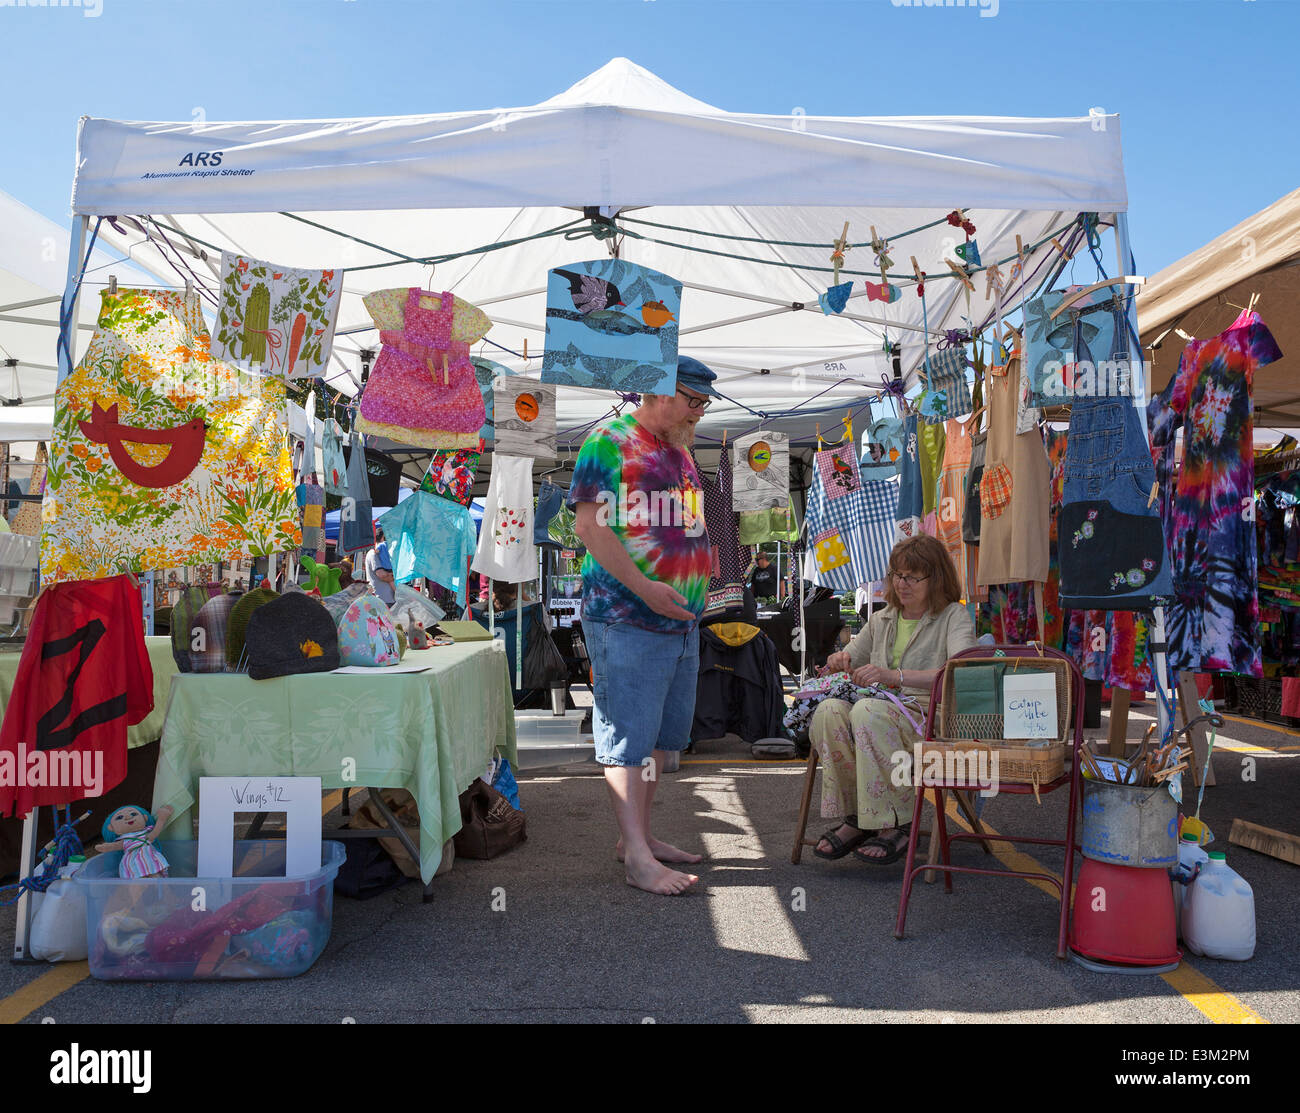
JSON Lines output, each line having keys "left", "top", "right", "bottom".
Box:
{"left": 894, "top": 645, "right": 1084, "bottom": 958}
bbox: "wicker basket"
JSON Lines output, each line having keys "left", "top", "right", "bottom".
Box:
{"left": 928, "top": 655, "right": 1074, "bottom": 786}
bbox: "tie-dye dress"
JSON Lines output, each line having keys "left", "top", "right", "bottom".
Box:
{"left": 1149, "top": 310, "right": 1282, "bottom": 676}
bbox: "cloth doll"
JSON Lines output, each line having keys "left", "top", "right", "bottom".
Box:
{"left": 95, "top": 804, "right": 175, "bottom": 879}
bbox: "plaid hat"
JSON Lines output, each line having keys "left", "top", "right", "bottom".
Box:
{"left": 190, "top": 592, "right": 242, "bottom": 673}
{"left": 226, "top": 588, "right": 279, "bottom": 670}
{"left": 170, "top": 583, "right": 222, "bottom": 673}
{"left": 245, "top": 592, "right": 340, "bottom": 680}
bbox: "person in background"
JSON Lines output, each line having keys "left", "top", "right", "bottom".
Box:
{"left": 365, "top": 527, "right": 396, "bottom": 605}
{"left": 810, "top": 535, "right": 975, "bottom": 866}
{"left": 748, "top": 550, "right": 779, "bottom": 600}
{"left": 334, "top": 558, "right": 354, "bottom": 589}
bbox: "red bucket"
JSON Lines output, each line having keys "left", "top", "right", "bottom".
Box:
{"left": 1070, "top": 858, "right": 1181, "bottom": 966}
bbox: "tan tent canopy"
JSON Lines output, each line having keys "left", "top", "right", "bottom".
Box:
{"left": 1137, "top": 187, "right": 1300, "bottom": 428}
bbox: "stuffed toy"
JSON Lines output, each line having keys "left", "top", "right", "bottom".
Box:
{"left": 300, "top": 556, "right": 343, "bottom": 596}
{"left": 95, "top": 804, "right": 175, "bottom": 879}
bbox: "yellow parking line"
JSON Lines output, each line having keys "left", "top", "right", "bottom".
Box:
{"left": 938, "top": 797, "right": 1268, "bottom": 1024}
{"left": 0, "top": 962, "right": 89, "bottom": 1024}
{"left": 1, "top": 789, "right": 352, "bottom": 1020}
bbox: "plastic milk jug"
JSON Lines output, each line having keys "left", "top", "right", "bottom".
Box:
{"left": 30, "top": 856, "right": 89, "bottom": 962}
{"left": 1171, "top": 833, "right": 1209, "bottom": 936}
{"left": 1181, "top": 851, "right": 1255, "bottom": 961}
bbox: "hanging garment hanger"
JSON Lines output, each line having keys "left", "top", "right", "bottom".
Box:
{"left": 1048, "top": 276, "right": 1146, "bottom": 320}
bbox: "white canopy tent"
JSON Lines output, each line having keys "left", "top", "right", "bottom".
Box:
{"left": 65, "top": 58, "right": 1128, "bottom": 452}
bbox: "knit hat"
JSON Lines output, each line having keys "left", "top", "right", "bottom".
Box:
{"left": 245, "top": 592, "right": 341, "bottom": 680}
{"left": 190, "top": 592, "right": 243, "bottom": 673}
{"left": 226, "top": 587, "right": 279, "bottom": 670}
{"left": 337, "top": 593, "right": 402, "bottom": 667}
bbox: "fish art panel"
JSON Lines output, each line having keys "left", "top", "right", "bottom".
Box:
{"left": 541, "top": 260, "right": 682, "bottom": 395}
{"left": 731, "top": 430, "right": 790, "bottom": 512}
{"left": 494, "top": 376, "right": 557, "bottom": 459}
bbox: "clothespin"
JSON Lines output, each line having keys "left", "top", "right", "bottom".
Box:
{"left": 830, "top": 222, "right": 851, "bottom": 282}
{"left": 945, "top": 258, "right": 976, "bottom": 294}
{"left": 843, "top": 409, "right": 853, "bottom": 443}
{"left": 870, "top": 225, "right": 892, "bottom": 285}
{"left": 1049, "top": 237, "right": 1072, "bottom": 261}
{"left": 911, "top": 256, "right": 925, "bottom": 298}
{"left": 1147, "top": 480, "right": 1159, "bottom": 508}
{"left": 441, "top": 351, "right": 449, "bottom": 386}
{"left": 184, "top": 279, "right": 193, "bottom": 299}
{"left": 522, "top": 339, "right": 528, "bottom": 363}
{"left": 1247, "top": 291, "right": 1260, "bottom": 315}
{"left": 107, "top": 274, "right": 118, "bottom": 295}
{"left": 816, "top": 423, "right": 822, "bottom": 450}
{"left": 984, "top": 264, "right": 1005, "bottom": 300}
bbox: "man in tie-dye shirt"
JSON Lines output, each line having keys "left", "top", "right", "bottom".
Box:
{"left": 569, "top": 356, "right": 715, "bottom": 896}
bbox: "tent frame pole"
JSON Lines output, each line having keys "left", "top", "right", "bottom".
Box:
{"left": 56, "top": 215, "right": 89, "bottom": 387}
{"left": 1114, "top": 211, "right": 1172, "bottom": 748}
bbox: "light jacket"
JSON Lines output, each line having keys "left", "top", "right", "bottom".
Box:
{"left": 847, "top": 601, "right": 976, "bottom": 711}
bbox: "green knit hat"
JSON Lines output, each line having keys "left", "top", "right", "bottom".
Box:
{"left": 226, "top": 588, "right": 279, "bottom": 669}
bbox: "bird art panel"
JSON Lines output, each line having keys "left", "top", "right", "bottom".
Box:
{"left": 212, "top": 252, "right": 343, "bottom": 380}
{"left": 494, "top": 376, "right": 557, "bottom": 459}
{"left": 40, "top": 288, "right": 300, "bottom": 583}
{"left": 541, "top": 260, "right": 683, "bottom": 395}
{"left": 731, "top": 430, "right": 790, "bottom": 512}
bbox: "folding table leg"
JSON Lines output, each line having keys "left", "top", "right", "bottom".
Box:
{"left": 364, "top": 788, "right": 436, "bottom": 902}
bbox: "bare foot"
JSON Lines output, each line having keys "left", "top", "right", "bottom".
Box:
{"left": 624, "top": 855, "right": 699, "bottom": 895}
{"left": 615, "top": 836, "right": 704, "bottom": 864}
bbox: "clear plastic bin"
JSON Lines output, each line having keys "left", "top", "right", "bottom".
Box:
{"left": 75, "top": 840, "right": 344, "bottom": 980}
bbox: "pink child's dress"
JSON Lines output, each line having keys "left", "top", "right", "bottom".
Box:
{"left": 116, "top": 828, "right": 170, "bottom": 878}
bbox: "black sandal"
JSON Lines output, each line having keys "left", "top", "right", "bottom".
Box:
{"left": 812, "top": 823, "right": 868, "bottom": 860}
{"left": 853, "top": 825, "right": 912, "bottom": 866}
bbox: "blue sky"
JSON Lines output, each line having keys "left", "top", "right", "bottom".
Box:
{"left": 3, "top": 0, "right": 1297, "bottom": 275}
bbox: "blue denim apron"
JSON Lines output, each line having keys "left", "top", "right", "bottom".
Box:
{"left": 1058, "top": 301, "right": 1173, "bottom": 610}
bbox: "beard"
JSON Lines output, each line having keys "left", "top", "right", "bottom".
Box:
{"left": 663, "top": 419, "right": 697, "bottom": 448}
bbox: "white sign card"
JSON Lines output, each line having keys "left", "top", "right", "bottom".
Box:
{"left": 197, "top": 776, "right": 322, "bottom": 878}
{"left": 1002, "top": 672, "right": 1058, "bottom": 740}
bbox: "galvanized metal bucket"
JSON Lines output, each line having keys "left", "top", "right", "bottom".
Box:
{"left": 1080, "top": 780, "right": 1179, "bottom": 869}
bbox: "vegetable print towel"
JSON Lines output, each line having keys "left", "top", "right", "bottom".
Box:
{"left": 542, "top": 259, "right": 682, "bottom": 394}
{"left": 472, "top": 454, "right": 536, "bottom": 583}
{"left": 41, "top": 289, "right": 299, "bottom": 583}
{"left": 212, "top": 253, "right": 342, "bottom": 380}
{"left": 732, "top": 430, "right": 790, "bottom": 511}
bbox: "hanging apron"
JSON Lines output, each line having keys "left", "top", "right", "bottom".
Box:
{"left": 472, "top": 454, "right": 537, "bottom": 583}
{"left": 339, "top": 432, "right": 374, "bottom": 555}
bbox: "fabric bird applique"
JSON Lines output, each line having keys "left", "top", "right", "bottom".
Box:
{"left": 553, "top": 268, "right": 626, "bottom": 315}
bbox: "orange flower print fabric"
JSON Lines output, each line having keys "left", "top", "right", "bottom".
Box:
{"left": 41, "top": 289, "right": 300, "bottom": 583}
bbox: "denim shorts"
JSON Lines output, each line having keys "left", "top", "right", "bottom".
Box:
{"left": 1059, "top": 392, "right": 1173, "bottom": 610}
{"left": 584, "top": 620, "right": 700, "bottom": 767}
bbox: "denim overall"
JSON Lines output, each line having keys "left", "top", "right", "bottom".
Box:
{"left": 1058, "top": 298, "right": 1174, "bottom": 611}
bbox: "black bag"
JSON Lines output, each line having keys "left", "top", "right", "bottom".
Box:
{"left": 453, "top": 780, "right": 527, "bottom": 860}
{"left": 522, "top": 613, "right": 568, "bottom": 689}
{"left": 333, "top": 829, "right": 409, "bottom": 899}
{"left": 962, "top": 432, "right": 987, "bottom": 544}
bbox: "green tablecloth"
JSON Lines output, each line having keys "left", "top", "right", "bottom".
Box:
{"left": 0, "top": 635, "right": 178, "bottom": 749}
{"left": 152, "top": 641, "right": 518, "bottom": 884}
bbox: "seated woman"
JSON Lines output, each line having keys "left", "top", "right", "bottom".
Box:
{"left": 811, "top": 535, "right": 975, "bottom": 865}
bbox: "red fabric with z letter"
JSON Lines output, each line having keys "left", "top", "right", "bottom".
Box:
{"left": 0, "top": 574, "right": 153, "bottom": 818}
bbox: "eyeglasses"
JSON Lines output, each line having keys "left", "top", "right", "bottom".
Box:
{"left": 676, "top": 389, "right": 712, "bottom": 411}
{"left": 890, "top": 572, "right": 929, "bottom": 586}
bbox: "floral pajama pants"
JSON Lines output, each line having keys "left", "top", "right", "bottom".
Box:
{"left": 809, "top": 697, "right": 920, "bottom": 829}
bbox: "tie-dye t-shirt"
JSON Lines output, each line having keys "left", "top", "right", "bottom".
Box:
{"left": 566, "top": 413, "right": 711, "bottom": 632}
{"left": 1149, "top": 310, "right": 1283, "bottom": 675}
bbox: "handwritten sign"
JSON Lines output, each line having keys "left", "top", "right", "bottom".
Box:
{"left": 197, "top": 776, "right": 322, "bottom": 878}
{"left": 1002, "top": 672, "right": 1057, "bottom": 740}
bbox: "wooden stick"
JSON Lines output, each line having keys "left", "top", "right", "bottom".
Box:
{"left": 1229, "top": 818, "right": 1300, "bottom": 867}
